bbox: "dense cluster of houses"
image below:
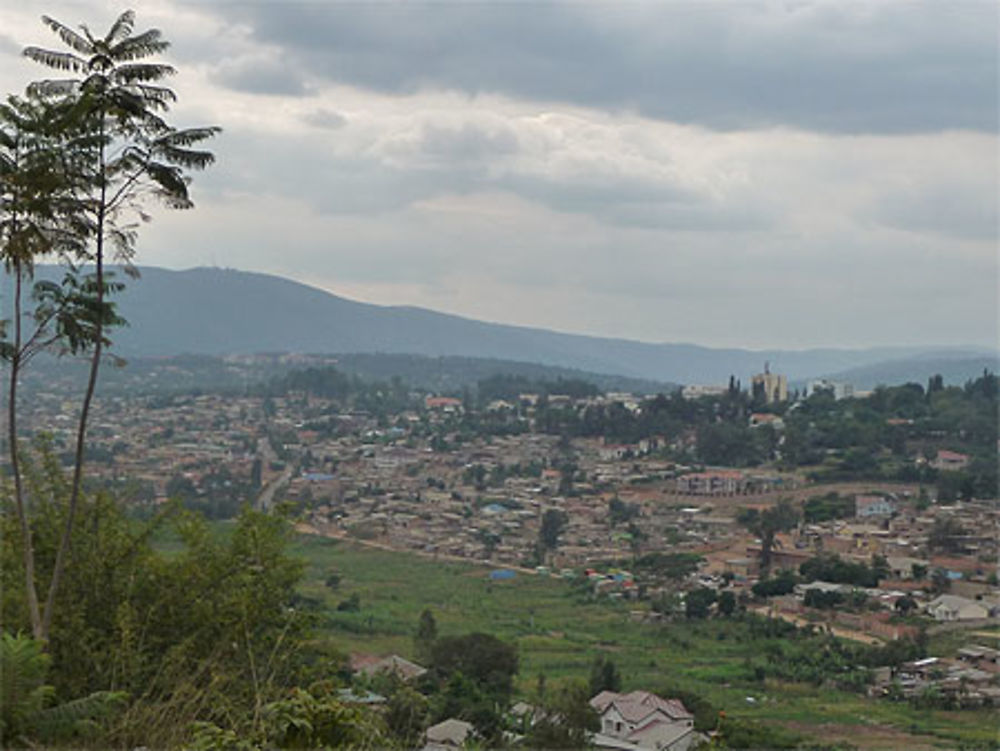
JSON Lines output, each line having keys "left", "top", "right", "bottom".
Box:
{"left": 21, "top": 382, "right": 999, "bottom": 692}
{"left": 871, "top": 645, "right": 1000, "bottom": 705}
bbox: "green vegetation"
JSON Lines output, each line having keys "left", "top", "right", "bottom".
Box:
{"left": 632, "top": 551, "right": 704, "bottom": 581}
{"left": 800, "top": 554, "right": 888, "bottom": 588}
{"left": 1, "top": 442, "right": 367, "bottom": 748}
{"left": 752, "top": 570, "right": 799, "bottom": 598}
{"left": 2, "top": 11, "right": 997, "bottom": 751}
{"left": 292, "top": 534, "right": 997, "bottom": 749}
{"left": 522, "top": 680, "right": 598, "bottom": 749}
{"left": 0, "top": 633, "right": 124, "bottom": 747}
{"left": 477, "top": 373, "right": 601, "bottom": 402}
{"left": 2, "top": 10, "right": 218, "bottom": 644}
{"left": 802, "top": 492, "right": 855, "bottom": 523}
{"left": 738, "top": 500, "right": 799, "bottom": 573}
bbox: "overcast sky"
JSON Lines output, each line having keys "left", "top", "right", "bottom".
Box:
{"left": 2, "top": 1, "right": 997, "bottom": 350}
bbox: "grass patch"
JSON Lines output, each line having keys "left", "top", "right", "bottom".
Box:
{"left": 291, "top": 533, "right": 997, "bottom": 750}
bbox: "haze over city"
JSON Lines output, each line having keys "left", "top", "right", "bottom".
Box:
{"left": 1, "top": 1, "right": 996, "bottom": 350}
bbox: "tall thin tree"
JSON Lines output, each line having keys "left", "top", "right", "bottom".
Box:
{"left": 0, "top": 93, "right": 95, "bottom": 639}
{"left": 22, "top": 10, "right": 219, "bottom": 640}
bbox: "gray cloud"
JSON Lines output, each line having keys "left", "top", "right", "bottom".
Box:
{"left": 417, "top": 122, "right": 519, "bottom": 163}
{"left": 205, "top": 130, "right": 468, "bottom": 215}
{"left": 222, "top": 2, "right": 996, "bottom": 134}
{"left": 870, "top": 184, "right": 999, "bottom": 241}
{"left": 212, "top": 57, "right": 314, "bottom": 97}
{"left": 495, "top": 174, "right": 771, "bottom": 231}
{"left": 2, "top": 2, "right": 995, "bottom": 352}
{"left": 302, "top": 108, "right": 347, "bottom": 130}
{"left": 201, "top": 123, "right": 769, "bottom": 233}
{"left": 0, "top": 32, "right": 19, "bottom": 57}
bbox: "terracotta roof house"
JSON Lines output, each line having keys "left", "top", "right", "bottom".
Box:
{"left": 425, "top": 396, "right": 463, "bottom": 411}
{"left": 930, "top": 450, "right": 970, "bottom": 471}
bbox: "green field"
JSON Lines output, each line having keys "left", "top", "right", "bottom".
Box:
{"left": 292, "top": 533, "right": 998, "bottom": 750}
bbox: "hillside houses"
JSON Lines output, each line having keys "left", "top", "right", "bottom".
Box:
{"left": 930, "top": 450, "right": 971, "bottom": 471}
{"left": 855, "top": 494, "right": 895, "bottom": 518}
{"left": 16, "top": 374, "right": 998, "bottom": 644}
{"left": 926, "top": 594, "right": 991, "bottom": 622}
{"left": 590, "top": 690, "right": 701, "bottom": 751}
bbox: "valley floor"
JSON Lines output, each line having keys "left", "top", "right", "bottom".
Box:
{"left": 291, "top": 532, "right": 999, "bottom": 751}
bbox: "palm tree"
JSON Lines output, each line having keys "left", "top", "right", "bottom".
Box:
{"left": 21, "top": 10, "right": 219, "bottom": 640}
{"left": 0, "top": 93, "right": 94, "bottom": 640}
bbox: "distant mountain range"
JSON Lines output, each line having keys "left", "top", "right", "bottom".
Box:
{"left": 14, "top": 266, "right": 997, "bottom": 387}
{"left": 814, "top": 355, "right": 999, "bottom": 391}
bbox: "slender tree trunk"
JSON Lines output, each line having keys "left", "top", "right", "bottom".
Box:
{"left": 760, "top": 531, "right": 774, "bottom": 574}
{"left": 8, "top": 267, "right": 44, "bottom": 639}
{"left": 41, "top": 139, "right": 106, "bottom": 640}
{"left": 42, "top": 271, "right": 101, "bottom": 638}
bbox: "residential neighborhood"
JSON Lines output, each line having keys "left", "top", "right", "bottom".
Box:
{"left": 19, "top": 366, "right": 999, "bottom": 696}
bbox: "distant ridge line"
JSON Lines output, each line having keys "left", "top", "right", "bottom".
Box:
{"left": 13, "top": 265, "right": 997, "bottom": 386}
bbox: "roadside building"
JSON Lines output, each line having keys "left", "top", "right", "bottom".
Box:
{"left": 855, "top": 495, "right": 895, "bottom": 519}
{"left": 676, "top": 470, "right": 745, "bottom": 495}
{"left": 926, "top": 594, "right": 990, "bottom": 622}
{"left": 930, "top": 450, "right": 971, "bottom": 471}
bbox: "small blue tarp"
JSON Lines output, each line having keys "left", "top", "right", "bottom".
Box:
{"left": 489, "top": 569, "right": 516, "bottom": 580}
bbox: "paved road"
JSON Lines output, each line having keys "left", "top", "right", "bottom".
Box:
{"left": 255, "top": 430, "right": 295, "bottom": 511}
{"left": 257, "top": 463, "right": 294, "bottom": 511}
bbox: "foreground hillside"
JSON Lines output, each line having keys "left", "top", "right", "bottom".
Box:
{"left": 292, "top": 533, "right": 998, "bottom": 751}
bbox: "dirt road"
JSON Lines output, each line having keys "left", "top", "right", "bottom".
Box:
{"left": 650, "top": 481, "right": 922, "bottom": 513}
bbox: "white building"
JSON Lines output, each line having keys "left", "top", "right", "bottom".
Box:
{"left": 926, "top": 594, "right": 990, "bottom": 622}
{"left": 681, "top": 384, "right": 728, "bottom": 400}
{"left": 805, "top": 379, "right": 854, "bottom": 400}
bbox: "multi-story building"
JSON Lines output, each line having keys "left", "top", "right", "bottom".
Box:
{"left": 751, "top": 364, "right": 787, "bottom": 404}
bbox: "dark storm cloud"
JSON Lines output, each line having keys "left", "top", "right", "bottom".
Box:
{"left": 220, "top": 2, "right": 996, "bottom": 134}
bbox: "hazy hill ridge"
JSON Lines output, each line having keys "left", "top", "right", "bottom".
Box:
{"left": 17, "top": 266, "right": 996, "bottom": 385}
